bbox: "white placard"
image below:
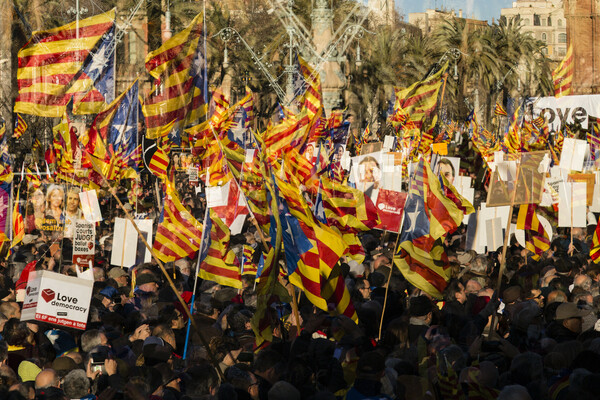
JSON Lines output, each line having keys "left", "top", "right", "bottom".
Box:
{"left": 558, "top": 182, "right": 587, "bottom": 227}
{"left": 486, "top": 217, "right": 504, "bottom": 251}
{"left": 72, "top": 220, "right": 95, "bottom": 256}
{"left": 245, "top": 149, "right": 256, "bottom": 163}
{"left": 479, "top": 202, "right": 511, "bottom": 229}
{"left": 591, "top": 172, "right": 600, "bottom": 212}
{"left": 111, "top": 218, "right": 154, "bottom": 268}
{"left": 560, "top": 138, "right": 588, "bottom": 172}
{"left": 341, "top": 150, "right": 351, "bottom": 170}
{"left": 206, "top": 181, "right": 230, "bottom": 208}
{"left": 79, "top": 190, "right": 102, "bottom": 222}
{"left": 382, "top": 153, "right": 395, "bottom": 173}
{"left": 21, "top": 270, "right": 93, "bottom": 330}
{"left": 383, "top": 136, "right": 396, "bottom": 151}
{"left": 188, "top": 166, "right": 199, "bottom": 183}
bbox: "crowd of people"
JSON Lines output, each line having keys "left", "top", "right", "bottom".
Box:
{"left": 1, "top": 170, "right": 600, "bottom": 400}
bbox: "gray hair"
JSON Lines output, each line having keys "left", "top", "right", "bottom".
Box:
{"left": 63, "top": 369, "right": 90, "bottom": 399}
{"left": 80, "top": 329, "right": 103, "bottom": 353}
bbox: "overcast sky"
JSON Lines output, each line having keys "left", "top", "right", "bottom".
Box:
{"left": 395, "top": 0, "right": 516, "bottom": 22}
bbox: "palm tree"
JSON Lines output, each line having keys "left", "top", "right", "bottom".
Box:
{"left": 430, "top": 17, "right": 502, "bottom": 123}
{"left": 492, "top": 16, "right": 553, "bottom": 100}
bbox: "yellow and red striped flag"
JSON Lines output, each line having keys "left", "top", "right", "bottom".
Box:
{"left": 494, "top": 103, "right": 508, "bottom": 116}
{"left": 10, "top": 188, "right": 25, "bottom": 250}
{"left": 591, "top": 216, "right": 600, "bottom": 263}
{"left": 275, "top": 175, "right": 354, "bottom": 321}
{"left": 153, "top": 182, "right": 203, "bottom": 263}
{"left": 143, "top": 13, "right": 207, "bottom": 139}
{"left": 320, "top": 176, "right": 380, "bottom": 233}
{"left": 295, "top": 54, "right": 322, "bottom": 117}
{"left": 241, "top": 244, "right": 258, "bottom": 276}
{"left": 26, "top": 167, "right": 41, "bottom": 189}
{"left": 392, "top": 62, "right": 448, "bottom": 129}
{"left": 517, "top": 204, "right": 550, "bottom": 260}
{"left": 13, "top": 114, "right": 27, "bottom": 139}
{"left": 394, "top": 241, "right": 450, "bottom": 300}
{"left": 504, "top": 107, "right": 522, "bottom": 153}
{"left": 553, "top": 45, "right": 573, "bottom": 98}
{"left": 14, "top": 9, "right": 116, "bottom": 117}
{"left": 142, "top": 138, "right": 169, "bottom": 181}
{"left": 198, "top": 209, "right": 242, "bottom": 289}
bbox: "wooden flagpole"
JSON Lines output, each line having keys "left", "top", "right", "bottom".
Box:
{"left": 378, "top": 229, "right": 403, "bottom": 341}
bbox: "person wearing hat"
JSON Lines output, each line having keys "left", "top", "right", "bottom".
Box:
{"left": 408, "top": 296, "right": 433, "bottom": 346}
{"left": 345, "top": 351, "right": 392, "bottom": 400}
{"left": 107, "top": 267, "right": 129, "bottom": 287}
{"left": 546, "top": 302, "right": 591, "bottom": 343}
{"left": 136, "top": 272, "right": 160, "bottom": 293}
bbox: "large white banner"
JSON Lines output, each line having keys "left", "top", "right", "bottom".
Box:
{"left": 528, "top": 94, "right": 600, "bottom": 133}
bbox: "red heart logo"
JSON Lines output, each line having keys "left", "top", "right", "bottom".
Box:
{"left": 41, "top": 289, "right": 55, "bottom": 302}
{"left": 87, "top": 242, "right": 93, "bottom": 250}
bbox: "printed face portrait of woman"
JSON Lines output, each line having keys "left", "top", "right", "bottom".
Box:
{"left": 46, "top": 185, "right": 65, "bottom": 222}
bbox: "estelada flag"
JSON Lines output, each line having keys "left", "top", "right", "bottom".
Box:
{"left": 142, "top": 137, "right": 169, "bottom": 181}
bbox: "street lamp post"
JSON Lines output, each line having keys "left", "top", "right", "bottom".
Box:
{"left": 67, "top": 0, "right": 88, "bottom": 39}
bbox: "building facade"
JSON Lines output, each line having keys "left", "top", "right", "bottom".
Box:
{"left": 500, "top": 0, "right": 567, "bottom": 61}
{"left": 407, "top": 8, "right": 488, "bottom": 35}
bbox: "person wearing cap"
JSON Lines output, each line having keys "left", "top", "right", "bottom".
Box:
{"left": 546, "top": 302, "right": 591, "bottom": 342}
{"left": 107, "top": 267, "right": 129, "bottom": 287}
{"left": 135, "top": 272, "right": 160, "bottom": 294}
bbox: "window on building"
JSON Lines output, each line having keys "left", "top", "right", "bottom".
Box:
{"left": 542, "top": 33, "right": 547, "bottom": 42}
{"left": 558, "top": 47, "right": 566, "bottom": 57}
{"left": 534, "top": 14, "right": 540, "bottom": 26}
{"left": 548, "top": 16, "right": 552, "bottom": 26}
{"left": 543, "top": 47, "right": 548, "bottom": 55}
{"left": 558, "top": 33, "right": 567, "bottom": 43}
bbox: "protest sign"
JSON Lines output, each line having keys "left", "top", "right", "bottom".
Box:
{"left": 487, "top": 151, "right": 548, "bottom": 207}
{"left": 560, "top": 138, "right": 588, "bottom": 172}
{"left": 21, "top": 270, "right": 93, "bottom": 330}
{"left": 529, "top": 94, "right": 600, "bottom": 133}
{"left": 111, "top": 218, "right": 153, "bottom": 268}
{"left": 188, "top": 166, "right": 199, "bottom": 183}
{"left": 375, "top": 189, "right": 407, "bottom": 232}
{"left": 568, "top": 173, "right": 595, "bottom": 205}
{"left": 72, "top": 220, "right": 95, "bottom": 269}
{"left": 73, "top": 220, "right": 95, "bottom": 256}
{"left": 558, "top": 182, "right": 587, "bottom": 227}
{"left": 79, "top": 190, "right": 102, "bottom": 222}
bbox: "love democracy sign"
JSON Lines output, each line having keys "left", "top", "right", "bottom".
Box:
{"left": 21, "top": 270, "right": 93, "bottom": 330}
{"left": 528, "top": 94, "right": 600, "bottom": 133}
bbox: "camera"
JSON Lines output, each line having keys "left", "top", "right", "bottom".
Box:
{"left": 91, "top": 352, "right": 107, "bottom": 372}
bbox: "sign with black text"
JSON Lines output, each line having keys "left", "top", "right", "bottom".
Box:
{"left": 21, "top": 271, "right": 93, "bottom": 330}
